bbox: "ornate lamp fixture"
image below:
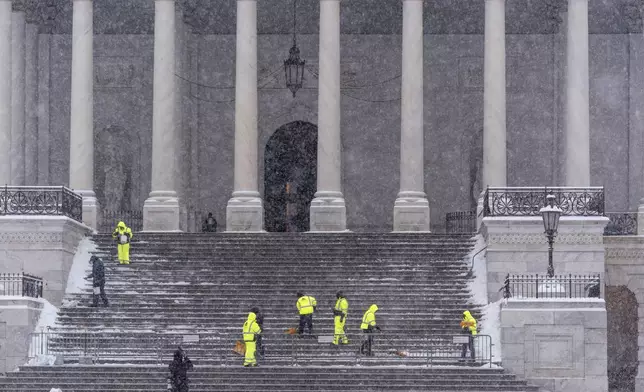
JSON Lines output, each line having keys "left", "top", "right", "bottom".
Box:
{"left": 284, "top": 0, "right": 305, "bottom": 97}
{"left": 539, "top": 194, "right": 563, "bottom": 277}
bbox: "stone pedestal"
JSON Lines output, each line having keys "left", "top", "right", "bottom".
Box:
{"left": 0, "top": 297, "right": 43, "bottom": 372}
{"left": 226, "top": 191, "right": 263, "bottom": 232}
{"left": 310, "top": 192, "right": 347, "bottom": 232}
{"left": 501, "top": 299, "right": 607, "bottom": 392}
{"left": 483, "top": 216, "right": 609, "bottom": 302}
{"left": 393, "top": 192, "right": 430, "bottom": 232}
{"left": 76, "top": 190, "right": 99, "bottom": 232}
{"left": 0, "top": 216, "right": 91, "bottom": 306}
{"left": 143, "top": 191, "right": 180, "bottom": 232}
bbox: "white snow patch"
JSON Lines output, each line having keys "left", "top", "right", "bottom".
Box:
{"left": 66, "top": 237, "right": 97, "bottom": 294}
{"left": 26, "top": 355, "right": 56, "bottom": 366}
{"left": 35, "top": 298, "right": 59, "bottom": 332}
{"left": 466, "top": 234, "right": 488, "bottom": 306}
{"left": 479, "top": 300, "right": 502, "bottom": 362}
{"left": 49, "top": 389, "right": 63, "bottom": 392}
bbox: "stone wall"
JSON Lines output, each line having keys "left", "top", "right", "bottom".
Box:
{"left": 483, "top": 216, "right": 609, "bottom": 302}
{"left": 501, "top": 299, "right": 608, "bottom": 392}
{"left": 604, "top": 236, "right": 644, "bottom": 391}
{"left": 0, "top": 298, "right": 42, "bottom": 374}
{"left": 605, "top": 285, "right": 638, "bottom": 392}
{"left": 0, "top": 216, "right": 91, "bottom": 306}
{"left": 41, "top": 32, "right": 642, "bottom": 231}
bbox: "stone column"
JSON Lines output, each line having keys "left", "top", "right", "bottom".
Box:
{"left": 0, "top": 0, "right": 11, "bottom": 185}
{"left": 11, "top": 7, "right": 25, "bottom": 185}
{"left": 143, "top": 0, "right": 181, "bottom": 231}
{"left": 565, "top": 0, "right": 590, "bottom": 186}
{"left": 393, "top": 0, "right": 429, "bottom": 232}
{"left": 24, "top": 18, "right": 38, "bottom": 185}
{"left": 309, "top": 0, "right": 346, "bottom": 232}
{"left": 225, "top": 0, "right": 263, "bottom": 231}
{"left": 69, "top": 0, "right": 98, "bottom": 229}
{"left": 482, "top": 0, "right": 506, "bottom": 188}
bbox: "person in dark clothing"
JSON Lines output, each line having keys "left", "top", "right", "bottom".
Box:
{"left": 251, "top": 307, "right": 265, "bottom": 359}
{"left": 168, "top": 347, "right": 193, "bottom": 392}
{"left": 87, "top": 255, "right": 108, "bottom": 307}
{"left": 202, "top": 213, "right": 217, "bottom": 233}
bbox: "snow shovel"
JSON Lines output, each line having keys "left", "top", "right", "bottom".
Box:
{"left": 232, "top": 340, "right": 246, "bottom": 356}
{"left": 380, "top": 334, "right": 409, "bottom": 358}
{"left": 285, "top": 327, "right": 298, "bottom": 335}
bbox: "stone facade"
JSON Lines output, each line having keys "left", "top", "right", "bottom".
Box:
{"left": 483, "top": 216, "right": 609, "bottom": 302}
{"left": 501, "top": 299, "right": 608, "bottom": 392}
{"left": 0, "top": 216, "right": 91, "bottom": 306}
{"left": 32, "top": 30, "right": 643, "bottom": 232}
{"left": 604, "top": 236, "right": 644, "bottom": 391}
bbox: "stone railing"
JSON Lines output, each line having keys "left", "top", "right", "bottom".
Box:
{"left": 499, "top": 274, "right": 601, "bottom": 299}
{"left": 482, "top": 186, "right": 604, "bottom": 217}
{"left": 0, "top": 186, "right": 83, "bottom": 223}
{"left": 0, "top": 273, "right": 44, "bottom": 298}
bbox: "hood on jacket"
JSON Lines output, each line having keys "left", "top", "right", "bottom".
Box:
{"left": 117, "top": 221, "right": 126, "bottom": 229}
{"left": 246, "top": 312, "right": 257, "bottom": 323}
{"left": 369, "top": 304, "right": 379, "bottom": 313}
{"left": 463, "top": 310, "right": 474, "bottom": 319}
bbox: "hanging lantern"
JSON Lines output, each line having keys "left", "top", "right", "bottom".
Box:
{"left": 284, "top": 45, "right": 305, "bottom": 97}
{"left": 284, "top": 0, "right": 305, "bottom": 97}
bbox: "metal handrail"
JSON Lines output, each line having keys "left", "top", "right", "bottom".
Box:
{"left": 0, "top": 272, "right": 44, "bottom": 298}
{"left": 28, "top": 330, "right": 495, "bottom": 367}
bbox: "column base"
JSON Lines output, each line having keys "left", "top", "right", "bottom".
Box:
{"left": 226, "top": 191, "right": 264, "bottom": 232}
{"left": 393, "top": 191, "right": 430, "bottom": 232}
{"left": 142, "top": 191, "right": 181, "bottom": 232}
{"left": 309, "top": 191, "right": 347, "bottom": 232}
{"left": 76, "top": 190, "right": 99, "bottom": 231}
{"left": 638, "top": 199, "right": 644, "bottom": 235}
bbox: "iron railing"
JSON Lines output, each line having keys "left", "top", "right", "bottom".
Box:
{"left": 99, "top": 210, "right": 143, "bottom": 233}
{"left": 0, "top": 186, "right": 83, "bottom": 222}
{"left": 0, "top": 273, "right": 43, "bottom": 298}
{"left": 604, "top": 212, "right": 638, "bottom": 236}
{"left": 445, "top": 211, "right": 477, "bottom": 233}
{"left": 500, "top": 274, "right": 601, "bottom": 299}
{"left": 482, "top": 186, "right": 604, "bottom": 217}
{"left": 28, "top": 330, "right": 495, "bottom": 367}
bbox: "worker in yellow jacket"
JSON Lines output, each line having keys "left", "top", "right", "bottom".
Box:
{"left": 460, "top": 310, "right": 477, "bottom": 360}
{"left": 112, "top": 221, "right": 133, "bottom": 264}
{"left": 332, "top": 291, "right": 349, "bottom": 346}
{"left": 296, "top": 292, "right": 317, "bottom": 335}
{"left": 360, "top": 304, "right": 380, "bottom": 356}
{"left": 242, "top": 309, "right": 261, "bottom": 367}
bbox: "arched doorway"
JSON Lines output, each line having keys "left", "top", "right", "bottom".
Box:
{"left": 264, "top": 121, "right": 317, "bottom": 232}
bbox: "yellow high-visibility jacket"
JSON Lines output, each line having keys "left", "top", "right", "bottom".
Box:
{"left": 334, "top": 297, "right": 348, "bottom": 317}
{"left": 461, "top": 310, "right": 477, "bottom": 335}
{"left": 112, "top": 221, "right": 133, "bottom": 243}
{"left": 360, "top": 304, "right": 378, "bottom": 330}
{"left": 297, "top": 295, "right": 317, "bottom": 315}
{"left": 243, "top": 312, "right": 261, "bottom": 342}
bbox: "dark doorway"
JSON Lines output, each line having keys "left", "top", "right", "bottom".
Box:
{"left": 264, "top": 121, "right": 317, "bottom": 232}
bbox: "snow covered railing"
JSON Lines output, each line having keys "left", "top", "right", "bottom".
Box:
{"left": 500, "top": 273, "right": 601, "bottom": 299}
{"left": 0, "top": 272, "right": 43, "bottom": 298}
{"left": 0, "top": 186, "right": 83, "bottom": 223}
{"left": 482, "top": 186, "right": 604, "bottom": 217}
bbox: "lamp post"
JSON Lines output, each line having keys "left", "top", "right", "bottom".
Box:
{"left": 539, "top": 194, "right": 562, "bottom": 277}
